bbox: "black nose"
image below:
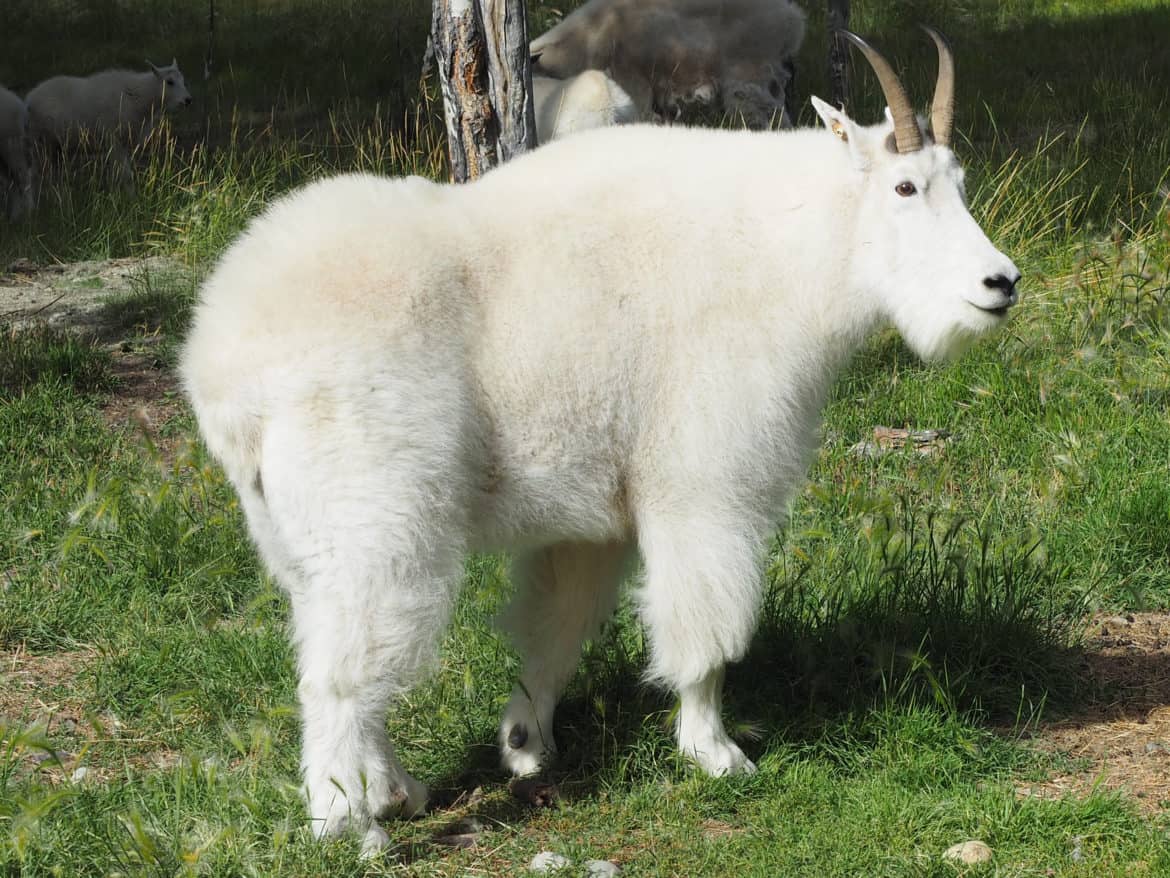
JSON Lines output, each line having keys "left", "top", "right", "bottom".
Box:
{"left": 983, "top": 273, "right": 1020, "bottom": 297}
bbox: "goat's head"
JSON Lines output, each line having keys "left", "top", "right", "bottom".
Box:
{"left": 149, "top": 59, "right": 193, "bottom": 109}
{"left": 811, "top": 28, "right": 1019, "bottom": 362}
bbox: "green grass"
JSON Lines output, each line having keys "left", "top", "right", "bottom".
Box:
{"left": 3, "top": 0, "right": 1170, "bottom": 874}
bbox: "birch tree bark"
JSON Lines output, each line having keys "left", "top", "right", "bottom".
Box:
{"left": 483, "top": 0, "right": 536, "bottom": 162}
{"left": 432, "top": 0, "right": 535, "bottom": 182}
{"left": 432, "top": 0, "right": 497, "bottom": 182}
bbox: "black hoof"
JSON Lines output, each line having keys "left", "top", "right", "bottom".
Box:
{"left": 508, "top": 723, "right": 528, "bottom": 749}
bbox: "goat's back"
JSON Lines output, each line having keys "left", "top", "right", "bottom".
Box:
{"left": 27, "top": 70, "right": 158, "bottom": 138}
{"left": 183, "top": 124, "right": 851, "bottom": 546}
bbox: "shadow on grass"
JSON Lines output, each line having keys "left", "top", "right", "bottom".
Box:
{"left": 401, "top": 503, "right": 1107, "bottom": 861}
{"left": 406, "top": 506, "right": 1157, "bottom": 861}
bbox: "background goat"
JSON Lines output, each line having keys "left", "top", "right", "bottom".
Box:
{"left": 181, "top": 30, "right": 1020, "bottom": 855}
{"left": 530, "top": 0, "right": 807, "bottom": 127}
{"left": 0, "top": 85, "right": 33, "bottom": 220}
{"left": 26, "top": 59, "right": 192, "bottom": 187}
{"left": 533, "top": 70, "right": 638, "bottom": 142}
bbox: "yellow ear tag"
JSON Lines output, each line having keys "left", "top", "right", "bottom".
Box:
{"left": 831, "top": 121, "right": 848, "bottom": 142}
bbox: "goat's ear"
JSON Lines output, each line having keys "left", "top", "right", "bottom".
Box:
{"left": 811, "top": 95, "right": 871, "bottom": 167}
{"left": 147, "top": 59, "right": 162, "bottom": 76}
{"left": 811, "top": 95, "right": 855, "bottom": 143}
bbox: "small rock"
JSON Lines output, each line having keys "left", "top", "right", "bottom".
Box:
{"left": 530, "top": 851, "right": 571, "bottom": 873}
{"left": 511, "top": 777, "right": 560, "bottom": 808}
{"left": 433, "top": 831, "right": 480, "bottom": 849}
{"left": 943, "top": 840, "right": 992, "bottom": 864}
{"left": 849, "top": 426, "right": 951, "bottom": 459}
{"left": 1144, "top": 742, "right": 1167, "bottom": 755}
{"left": 433, "top": 816, "right": 491, "bottom": 848}
{"left": 585, "top": 859, "right": 621, "bottom": 876}
{"left": 70, "top": 766, "right": 89, "bottom": 783}
{"left": 1070, "top": 835, "right": 1084, "bottom": 863}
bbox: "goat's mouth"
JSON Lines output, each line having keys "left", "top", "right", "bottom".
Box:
{"left": 969, "top": 300, "right": 1013, "bottom": 319}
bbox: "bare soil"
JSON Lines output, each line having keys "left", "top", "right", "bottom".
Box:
{"left": 1, "top": 256, "right": 190, "bottom": 460}
{"left": 0, "top": 646, "right": 182, "bottom": 784}
{"left": 1014, "top": 612, "right": 1170, "bottom": 812}
{"left": 0, "top": 256, "right": 181, "bottom": 337}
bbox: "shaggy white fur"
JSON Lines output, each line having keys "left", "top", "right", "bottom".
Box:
{"left": 182, "top": 93, "right": 1020, "bottom": 853}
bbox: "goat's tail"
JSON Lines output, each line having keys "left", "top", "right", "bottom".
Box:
{"left": 180, "top": 348, "right": 266, "bottom": 498}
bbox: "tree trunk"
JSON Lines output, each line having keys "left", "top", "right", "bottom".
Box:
{"left": 432, "top": 0, "right": 496, "bottom": 182}
{"left": 827, "top": 0, "right": 851, "bottom": 110}
{"left": 204, "top": 0, "right": 216, "bottom": 81}
{"left": 482, "top": 0, "right": 536, "bottom": 163}
{"left": 432, "top": 0, "right": 535, "bottom": 182}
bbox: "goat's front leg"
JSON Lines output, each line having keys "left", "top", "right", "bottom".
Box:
{"left": 676, "top": 665, "right": 755, "bottom": 775}
{"left": 635, "top": 511, "right": 762, "bottom": 776}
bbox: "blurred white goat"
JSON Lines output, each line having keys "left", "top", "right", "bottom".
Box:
{"left": 26, "top": 60, "right": 192, "bottom": 187}
{"left": 533, "top": 70, "right": 638, "bottom": 142}
{"left": 531, "top": 0, "right": 807, "bottom": 127}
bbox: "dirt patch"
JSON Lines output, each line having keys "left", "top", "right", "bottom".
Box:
{"left": 101, "top": 342, "right": 189, "bottom": 464}
{"left": 1, "top": 256, "right": 183, "bottom": 338}
{"left": 0, "top": 646, "right": 99, "bottom": 735}
{"left": 1015, "top": 612, "right": 1170, "bottom": 811}
{"left": 2, "top": 256, "right": 191, "bottom": 462}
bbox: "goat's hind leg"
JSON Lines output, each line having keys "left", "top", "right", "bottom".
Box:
{"left": 498, "top": 541, "right": 631, "bottom": 776}
{"left": 255, "top": 418, "right": 464, "bottom": 855}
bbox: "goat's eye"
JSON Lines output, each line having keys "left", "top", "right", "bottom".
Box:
{"left": 895, "top": 181, "right": 917, "bottom": 197}
{"left": 167, "top": 78, "right": 175, "bottom": 85}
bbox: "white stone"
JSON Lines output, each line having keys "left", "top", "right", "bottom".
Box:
{"left": 530, "top": 851, "right": 571, "bottom": 873}
{"left": 943, "top": 840, "right": 993, "bottom": 864}
{"left": 585, "top": 859, "right": 621, "bottom": 876}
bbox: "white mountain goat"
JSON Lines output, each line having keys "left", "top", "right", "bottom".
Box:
{"left": 530, "top": 0, "right": 807, "bottom": 127}
{"left": 0, "top": 85, "right": 33, "bottom": 220}
{"left": 26, "top": 60, "right": 192, "bottom": 185}
{"left": 533, "top": 70, "right": 638, "bottom": 142}
{"left": 181, "top": 29, "right": 1021, "bottom": 855}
